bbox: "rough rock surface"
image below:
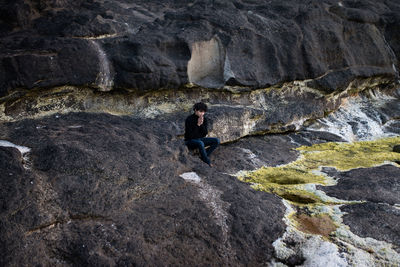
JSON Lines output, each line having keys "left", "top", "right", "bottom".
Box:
{"left": 0, "top": 112, "right": 292, "bottom": 266}
{"left": 320, "top": 165, "right": 400, "bottom": 205}
{"left": 0, "top": 81, "right": 345, "bottom": 143}
{"left": 1, "top": 0, "right": 400, "bottom": 265}
{"left": 319, "top": 165, "right": 400, "bottom": 250}
{"left": 341, "top": 202, "right": 400, "bottom": 252}
{"left": 1, "top": 0, "right": 400, "bottom": 95}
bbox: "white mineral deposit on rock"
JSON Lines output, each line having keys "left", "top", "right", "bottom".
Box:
{"left": 0, "top": 140, "right": 31, "bottom": 155}
{"left": 301, "top": 236, "right": 348, "bottom": 267}
{"left": 179, "top": 171, "right": 233, "bottom": 259}
{"left": 239, "top": 148, "right": 265, "bottom": 167}
{"left": 272, "top": 201, "right": 321, "bottom": 264}
{"left": 90, "top": 40, "right": 114, "bottom": 91}
{"left": 335, "top": 226, "right": 400, "bottom": 266}
{"left": 272, "top": 201, "right": 349, "bottom": 266}
{"left": 179, "top": 172, "right": 202, "bottom": 183}
{"left": 382, "top": 33, "right": 399, "bottom": 80}
{"left": 291, "top": 117, "right": 308, "bottom": 131}
{"left": 187, "top": 37, "right": 226, "bottom": 88}
{"left": 307, "top": 96, "right": 391, "bottom": 142}
{"left": 0, "top": 140, "right": 32, "bottom": 170}
{"left": 272, "top": 187, "right": 400, "bottom": 266}
{"left": 223, "top": 55, "right": 235, "bottom": 82}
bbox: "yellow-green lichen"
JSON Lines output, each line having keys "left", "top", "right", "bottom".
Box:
{"left": 297, "top": 136, "right": 400, "bottom": 171}
{"left": 240, "top": 136, "right": 400, "bottom": 205}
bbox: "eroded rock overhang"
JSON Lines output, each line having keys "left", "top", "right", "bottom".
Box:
{"left": 1, "top": 75, "right": 399, "bottom": 144}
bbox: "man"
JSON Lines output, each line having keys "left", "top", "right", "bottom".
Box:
{"left": 184, "top": 102, "right": 220, "bottom": 166}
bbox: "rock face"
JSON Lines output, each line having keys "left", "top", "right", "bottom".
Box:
{"left": 321, "top": 165, "right": 400, "bottom": 205}
{"left": 0, "top": 113, "right": 290, "bottom": 266}
{"left": 319, "top": 165, "right": 400, "bottom": 250}
{"left": 1, "top": 0, "right": 400, "bottom": 145}
{"left": 1, "top": 0, "right": 400, "bottom": 266}
{"left": 341, "top": 202, "right": 400, "bottom": 252}
{"left": 1, "top": 0, "right": 400, "bottom": 95}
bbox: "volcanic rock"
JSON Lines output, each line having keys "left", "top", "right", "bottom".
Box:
{"left": 341, "top": 202, "right": 400, "bottom": 251}
{"left": 1, "top": 0, "right": 400, "bottom": 265}
{"left": 319, "top": 165, "right": 400, "bottom": 205}
{"left": 319, "top": 165, "right": 400, "bottom": 252}
{"left": 0, "top": 112, "right": 288, "bottom": 266}
{"left": 1, "top": 0, "right": 400, "bottom": 95}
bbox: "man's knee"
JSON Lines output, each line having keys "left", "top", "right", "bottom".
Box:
{"left": 196, "top": 141, "right": 205, "bottom": 149}
{"left": 211, "top": 138, "right": 220, "bottom": 146}
{"left": 188, "top": 140, "right": 204, "bottom": 149}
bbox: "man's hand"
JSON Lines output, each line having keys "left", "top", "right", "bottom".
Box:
{"left": 197, "top": 115, "right": 204, "bottom": 126}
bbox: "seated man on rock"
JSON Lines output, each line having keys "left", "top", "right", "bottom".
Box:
{"left": 184, "top": 102, "right": 220, "bottom": 166}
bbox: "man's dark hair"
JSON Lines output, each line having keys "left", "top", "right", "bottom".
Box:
{"left": 193, "top": 102, "right": 208, "bottom": 112}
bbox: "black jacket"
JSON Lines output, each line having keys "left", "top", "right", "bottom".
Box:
{"left": 184, "top": 114, "right": 208, "bottom": 141}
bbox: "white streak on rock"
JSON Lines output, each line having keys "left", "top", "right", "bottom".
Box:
{"left": 81, "top": 33, "right": 119, "bottom": 40}
{"left": 0, "top": 140, "right": 31, "bottom": 154}
{"left": 367, "top": 88, "right": 397, "bottom": 100}
{"left": 335, "top": 226, "right": 400, "bottom": 266}
{"left": 393, "top": 63, "right": 398, "bottom": 76}
{"left": 381, "top": 33, "right": 399, "bottom": 80}
{"left": 223, "top": 54, "right": 235, "bottom": 82}
{"left": 0, "top": 140, "right": 32, "bottom": 170}
{"left": 307, "top": 97, "right": 390, "bottom": 142}
{"left": 179, "top": 172, "right": 234, "bottom": 260}
{"left": 90, "top": 40, "right": 114, "bottom": 91}
{"left": 291, "top": 117, "right": 308, "bottom": 131}
{"left": 239, "top": 148, "right": 265, "bottom": 167}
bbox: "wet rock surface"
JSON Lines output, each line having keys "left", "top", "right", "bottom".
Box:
{"left": 0, "top": 112, "right": 289, "bottom": 266}
{"left": 1, "top": 0, "right": 400, "bottom": 95}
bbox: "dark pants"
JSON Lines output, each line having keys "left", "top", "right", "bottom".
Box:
{"left": 185, "top": 137, "right": 220, "bottom": 165}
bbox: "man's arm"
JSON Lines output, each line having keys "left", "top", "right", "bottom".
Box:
{"left": 199, "top": 117, "right": 208, "bottom": 137}
{"left": 185, "top": 116, "right": 195, "bottom": 140}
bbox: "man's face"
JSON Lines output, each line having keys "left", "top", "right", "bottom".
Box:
{"left": 195, "top": 110, "right": 205, "bottom": 117}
